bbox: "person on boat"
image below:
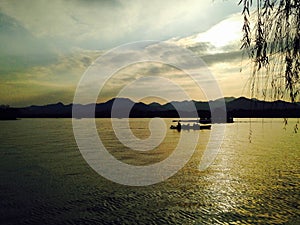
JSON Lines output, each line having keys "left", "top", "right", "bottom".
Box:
{"left": 177, "top": 121, "right": 181, "bottom": 130}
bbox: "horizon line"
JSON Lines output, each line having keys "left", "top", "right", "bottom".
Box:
{"left": 3, "top": 96, "right": 299, "bottom": 108}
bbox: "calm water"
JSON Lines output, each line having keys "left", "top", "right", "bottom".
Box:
{"left": 0, "top": 118, "right": 299, "bottom": 224}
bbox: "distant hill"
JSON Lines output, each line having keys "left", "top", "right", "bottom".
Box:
{"left": 227, "top": 97, "right": 300, "bottom": 118}
{"left": 2, "top": 97, "right": 299, "bottom": 119}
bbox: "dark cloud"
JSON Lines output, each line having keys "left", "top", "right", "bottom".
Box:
{"left": 187, "top": 42, "right": 216, "bottom": 54}
{"left": 201, "top": 51, "right": 242, "bottom": 65}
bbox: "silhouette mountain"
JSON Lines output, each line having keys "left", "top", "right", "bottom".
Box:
{"left": 227, "top": 97, "right": 299, "bottom": 117}
{"left": 2, "top": 97, "right": 299, "bottom": 119}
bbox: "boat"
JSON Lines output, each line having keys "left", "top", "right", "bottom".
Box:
{"left": 172, "top": 117, "right": 234, "bottom": 124}
{"left": 170, "top": 121, "right": 211, "bottom": 131}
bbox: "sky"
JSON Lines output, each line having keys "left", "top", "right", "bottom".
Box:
{"left": 0, "top": 0, "right": 253, "bottom": 106}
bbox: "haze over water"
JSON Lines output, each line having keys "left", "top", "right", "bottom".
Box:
{"left": 0, "top": 118, "right": 299, "bottom": 224}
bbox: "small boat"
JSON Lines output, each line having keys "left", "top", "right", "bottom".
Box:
{"left": 170, "top": 122, "right": 211, "bottom": 131}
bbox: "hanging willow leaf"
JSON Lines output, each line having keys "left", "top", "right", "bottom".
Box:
{"left": 239, "top": 0, "right": 300, "bottom": 102}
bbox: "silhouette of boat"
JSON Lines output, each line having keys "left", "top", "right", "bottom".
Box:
{"left": 170, "top": 121, "right": 211, "bottom": 131}
{"left": 173, "top": 117, "right": 234, "bottom": 124}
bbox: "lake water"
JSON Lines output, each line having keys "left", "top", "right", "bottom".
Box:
{"left": 0, "top": 118, "right": 299, "bottom": 224}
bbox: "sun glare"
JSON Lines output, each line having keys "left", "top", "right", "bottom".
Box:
{"left": 195, "top": 15, "right": 242, "bottom": 48}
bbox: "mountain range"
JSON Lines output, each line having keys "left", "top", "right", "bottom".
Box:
{"left": 1, "top": 97, "right": 299, "bottom": 120}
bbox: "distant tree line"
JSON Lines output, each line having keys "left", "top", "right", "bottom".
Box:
{"left": 0, "top": 104, "right": 10, "bottom": 109}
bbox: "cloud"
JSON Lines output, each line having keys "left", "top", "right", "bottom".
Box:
{"left": 202, "top": 51, "right": 243, "bottom": 65}
{"left": 0, "top": 1, "right": 251, "bottom": 106}
{"left": 0, "top": 0, "right": 242, "bottom": 50}
{"left": 0, "top": 12, "right": 58, "bottom": 74}
{"left": 0, "top": 49, "right": 102, "bottom": 106}
{"left": 193, "top": 13, "right": 242, "bottom": 48}
{"left": 186, "top": 42, "right": 216, "bottom": 55}
{"left": 169, "top": 13, "right": 246, "bottom": 66}
{"left": 167, "top": 12, "right": 250, "bottom": 99}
